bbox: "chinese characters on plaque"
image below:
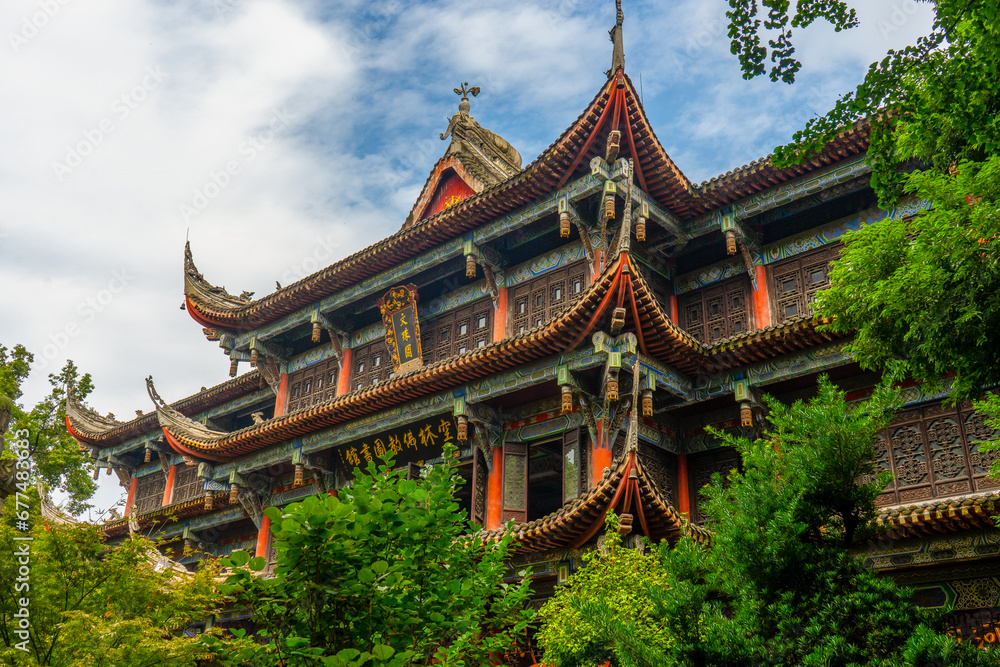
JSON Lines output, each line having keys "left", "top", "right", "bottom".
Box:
{"left": 335, "top": 415, "right": 460, "bottom": 471}
{"left": 377, "top": 284, "right": 423, "bottom": 374}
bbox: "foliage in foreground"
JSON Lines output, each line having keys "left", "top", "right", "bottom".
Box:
{"left": 817, "top": 156, "right": 1000, "bottom": 403}
{"left": 755, "top": 0, "right": 1000, "bottom": 207}
{"left": 0, "top": 497, "right": 219, "bottom": 666}
{"left": 203, "top": 444, "right": 534, "bottom": 667}
{"left": 536, "top": 512, "right": 677, "bottom": 666}
{"left": 0, "top": 345, "right": 98, "bottom": 514}
{"left": 538, "top": 377, "right": 999, "bottom": 666}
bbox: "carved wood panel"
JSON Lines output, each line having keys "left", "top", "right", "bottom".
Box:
{"left": 420, "top": 298, "right": 493, "bottom": 365}
{"left": 171, "top": 464, "right": 203, "bottom": 505}
{"left": 502, "top": 442, "right": 528, "bottom": 524}
{"left": 768, "top": 244, "right": 839, "bottom": 323}
{"left": 287, "top": 356, "right": 339, "bottom": 412}
{"left": 687, "top": 447, "right": 740, "bottom": 524}
{"left": 875, "top": 400, "right": 1000, "bottom": 507}
{"left": 562, "top": 427, "right": 587, "bottom": 501}
{"left": 472, "top": 448, "right": 488, "bottom": 527}
{"left": 510, "top": 261, "right": 587, "bottom": 336}
{"left": 132, "top": 474, "right": 166, "bottom": 515}
{"left": 679, "top": 275, "right": 752, "bottom": 344}
{"left": 351, "top": 339, "right": 389, "bottom": 390}
{"left": 638, "top": 442, "right": 677, "bottom": 509}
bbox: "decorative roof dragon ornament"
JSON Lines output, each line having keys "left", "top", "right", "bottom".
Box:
{"left": 438, "top": 82, "right": 522, "bottom": 186}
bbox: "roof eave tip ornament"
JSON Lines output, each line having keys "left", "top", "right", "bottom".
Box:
{"left": 607, "top": 0, "right": 625, "bottom": 83}
{"left": 440, "top": 82, "right": 480, "bottom": 141}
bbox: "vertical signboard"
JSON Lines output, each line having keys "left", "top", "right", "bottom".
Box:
{"left": 377, "top": 284, "right": 423, "bottom": 374}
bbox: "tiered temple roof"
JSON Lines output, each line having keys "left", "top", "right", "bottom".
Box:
{"left": 183, "top": 72, "right": 870, "bottom": 333}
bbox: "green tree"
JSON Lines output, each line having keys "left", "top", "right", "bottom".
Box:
{"left": 536, "top": 512, "right": 679, "bottom": 667}
{"left": 740, "top": 0, "right": 1000, "bottom": 206}
{"left": 731, "top": 1, "right": 1000, "bottom": 454}
{"left": 0, "top": 496, "right": 220, "bottom": 666}
{"left": 203, "top": 444, "right": 534, "bottom": 667}
{"left": 0, "top": 345, "right": 97, "bottom": 514}
{"left": 726, "top": 0, "right": 859, "bottom": 84}
{"left": 538, "top": 377, "right": 998, "bottom": 666}
{"left": 816, "top": 157, "right": 1000, "bottom": 402}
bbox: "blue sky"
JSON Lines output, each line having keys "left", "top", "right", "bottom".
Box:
{"left": 0, "top": 0, "right": 934, "bottom": 514}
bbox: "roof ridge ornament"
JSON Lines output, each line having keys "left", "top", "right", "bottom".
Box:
{"left": 608, "top": 0, "right": 625, "bottom": 79}
{"left": 427, "top": 83, "right": 522, "bottom": 197}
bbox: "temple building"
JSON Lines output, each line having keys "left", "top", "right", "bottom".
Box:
{"left": 66, "top": 6, "right": 1000, "bottom": 653}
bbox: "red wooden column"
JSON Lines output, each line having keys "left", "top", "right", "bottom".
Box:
{"left": 591, "top": 421, "right": 613, "bottom": 487}
{"left": 254, "top": 514, "right": 271, "bottom": 558}
{"left": 273, "top": 374, "right": 289, "bottom": 417}
{"left": 124, "top": 477, "right": 137, "bottom": 516}
{"left": 677, "top": 453, "right": 690, "bottom": 517}
{"left": 336, "top": 348, "right": 353, "bottom": 397}
{"left": 492, "top": 287, "right": 508, "bottom": 342}
{"left": 669, "top": 294, "right": 679, "bottom": 324}
{"left": 752, "top": 265, "right": 771, "bottom": 329}
{"left": 161, "top": 464, "right": 176, "bottom": 506}
{"left": 486, "top": 446, "right": 504, "bottom": 530}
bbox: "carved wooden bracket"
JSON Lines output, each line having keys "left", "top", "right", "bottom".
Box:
{"left": 237, "top": 486, "right": 265, "bottom": 530}
{"left": 463, "top": 241, "right": 506, "bottom": 311}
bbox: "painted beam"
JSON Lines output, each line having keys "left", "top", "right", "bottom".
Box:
{"left": 684, "top": 153, "right": 871, "bottom": 237}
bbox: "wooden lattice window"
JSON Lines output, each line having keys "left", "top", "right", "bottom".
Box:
{"left": 132, "top": 473, "right": 165, "bottom": 515}
{"left": 170, "top": 464, "right": 202, "bottom": 505}
{"left": 769, "top": 245, "right": 839, "bottom": 323}
{"left": 287, "top": 357, "right": 339, "bottom": 412}
{"left": 510, "top": 261, "right": 588, "bottom": 336}
{"left": 420, "top": 299, "right": 493, "bottom": 365}
{"left": 638, "top": 443, "right": 677, "bottom": 508}
{"left": 687, "top": 447, "right": 740, "bottom": 524}
{"left": 679, "top": 276, "right": 752, "bottom": 344}
{"left": 351, "top": 339, "right": 389, "bottom": 391}
{"left": 869, "top": 400, "right": 1000, "bottom": 507}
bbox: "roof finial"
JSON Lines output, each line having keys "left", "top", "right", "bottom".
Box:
{"left": 453, "top": 82, "right": 480, "bottom": 115}
{"left": 608, "top": 0, "right": 625, "bottom": 79}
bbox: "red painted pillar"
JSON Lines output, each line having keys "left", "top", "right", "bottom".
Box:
{"left": 669, "top": 294, "right": 679, "bottom": 324}
{"left": 273, "top": 373, "right": 289, "bottom": 417}
{"left": 492, "top": 287, "right": 508, "bottom": 341}
{"left": 255, "top": 514, "right": 271, "bottom": 558}
{"left": 677, "top": 453, "right": 690, "bottom": 518}
{"left": 161, "top": 464, "right": 176, "bottom": 506}
{"left": 124, "top": 477, "right": 137, "bottom": 516}
{"left": 336, "top": 348, "right": 353, "bottom": 397}
{"left": 752, "top": 265, "right": 771, "bottom": 329}
{"left": 591, "top": 421, "right": 613, "bottom": 487}
{"left": 486, "top": 446, "right": 504, "bottom": 530}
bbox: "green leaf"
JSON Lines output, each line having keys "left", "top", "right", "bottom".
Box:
{"left": 336, "top": 648, "right": 361, "bottom": 662}
{"left": 371, "top": 644, "right": 395, "bottom": 660}
{"left": 229, "top": 549, "right": 251, "bottom": 567}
